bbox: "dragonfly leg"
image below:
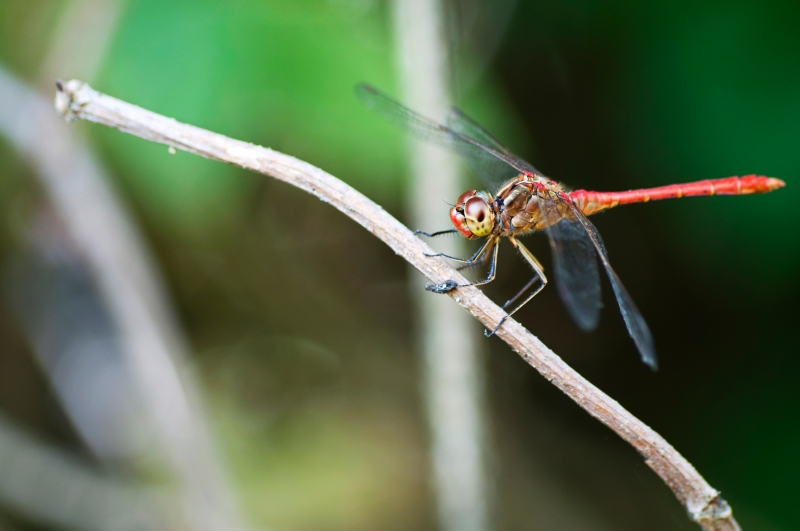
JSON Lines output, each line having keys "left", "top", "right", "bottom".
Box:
{"left": 485, "top": 238, "right": 548, "bottom": 337}
{"left": 424, "top": 239, "right": 499, "bottom": 293}
{"left": 494, "top": 251, "right": 546, "bottom": 305}
{"left": 424, "top": 236, "right": 494, "bottom": 263}
{"left": 462, "top": 240, "right": 499, "bottom": 287}
{"left": 414, "top": 228, "right": 458, "bottom": 238}
{"left": 501, "top": 276, "right": 542, "bottom": 311}
{"left": 456, "top": 244, "right": 494, "bottom": 271}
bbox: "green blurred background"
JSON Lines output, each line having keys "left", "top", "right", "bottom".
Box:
{"left": 0, "top": 1, "right": 798, "bottom": 530}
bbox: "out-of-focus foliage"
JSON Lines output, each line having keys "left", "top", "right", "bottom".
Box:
{"left": 97, "top": 0, "right": 403, "bottom": 237}
{"left": 0, "top": 0, "right": 798, "bottom": 530}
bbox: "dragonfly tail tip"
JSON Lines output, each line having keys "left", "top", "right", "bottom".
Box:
{"left": 766, "top": 177, "right": 786, "bottom": 190}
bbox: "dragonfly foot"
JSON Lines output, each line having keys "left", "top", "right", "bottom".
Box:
{"left": 484, "top": 316, "right": 508, "bottom": 337}
{"left": 424, "top": 279, "right": 460, "bottom": 293}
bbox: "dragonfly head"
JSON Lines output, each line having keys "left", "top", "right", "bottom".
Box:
{"left": 450, "top": 190, "right": 495, "bottom": 239}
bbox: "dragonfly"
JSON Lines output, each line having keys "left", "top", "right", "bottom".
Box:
{"left": 356, "top": 83, "right": 785, "bottom": 369}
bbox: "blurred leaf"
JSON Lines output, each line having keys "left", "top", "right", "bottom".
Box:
{"left": 617, "top": 1, "right": 800, "bottom": 284}
{"left": 96, "top": 0, "right": 403, "bottom": 236}
{"left": 0, "top": 1, "right": 64, "bottom": 80}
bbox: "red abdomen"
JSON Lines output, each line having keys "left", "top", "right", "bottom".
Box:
{"left": 569, "top": 175, "right": 785, "bottom": 216}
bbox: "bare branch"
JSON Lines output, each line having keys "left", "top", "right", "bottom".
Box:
{"left": 54, "top": 79, "right": 740, "bottom": 531}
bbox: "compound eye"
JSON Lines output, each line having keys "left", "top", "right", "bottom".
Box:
{"left": 463, "top": 197, "right": 494, "bottom": 237}
{"left": 456, "top": 189, "right": 478, "bottom": 205}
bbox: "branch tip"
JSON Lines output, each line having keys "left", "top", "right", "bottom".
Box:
{"left": 53, "top": 78, "right": 87, "bottom": 122}
{"left": 693, "top": 495, "right": 736, "bottom": 529}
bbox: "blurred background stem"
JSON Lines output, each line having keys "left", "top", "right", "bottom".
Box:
{"left": 0, "top": 414, "right": 175, "bottom": 531}
{"left": 0, "top": 1, "right": 246, "bottom": 528}
{"left": 391, "top": 2, "right": 491, "bottom": 531}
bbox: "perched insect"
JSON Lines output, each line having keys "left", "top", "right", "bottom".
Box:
{"left": 357, "top": 84, "right": 785, "bottom": 369}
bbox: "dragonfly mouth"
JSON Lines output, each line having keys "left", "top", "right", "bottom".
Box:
{"left": 450, "top": 206, "right": 475, "bottom": 239}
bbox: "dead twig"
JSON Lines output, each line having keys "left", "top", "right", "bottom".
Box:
{"left": 54, "top": 79, "right": 740, "bottom": 531}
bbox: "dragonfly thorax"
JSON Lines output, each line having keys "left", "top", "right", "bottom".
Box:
{"left": 450, "top": 190, "right": 496, "bottom": 239}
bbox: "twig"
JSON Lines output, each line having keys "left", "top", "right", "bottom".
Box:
{"left": 54, "top": 79, "right": 740, "bottom": 531}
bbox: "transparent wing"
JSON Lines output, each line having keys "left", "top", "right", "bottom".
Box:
{"left": 446, "top": 108, "right": 542, "bottom": 187}
{"left": 538, "top": 192, "right": 602, "bottom": 332}
{"left": 446, "top": 108, "right": 511, "bottom": 153}
{"left": 571, "top": 204, "right": 657, "bottom": 369}
{"left": 357, "top": 84, "right": 533, "bottom": 187}
{"left": 536, "top": 189, "right": 656, "bottom": 368}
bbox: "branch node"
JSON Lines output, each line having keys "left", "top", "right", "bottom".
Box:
{"left": 54, "top": 78, "right": 88, "bottom": 122}
{"left": 692, "top": 494, "right": 736, "bottom": 528}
